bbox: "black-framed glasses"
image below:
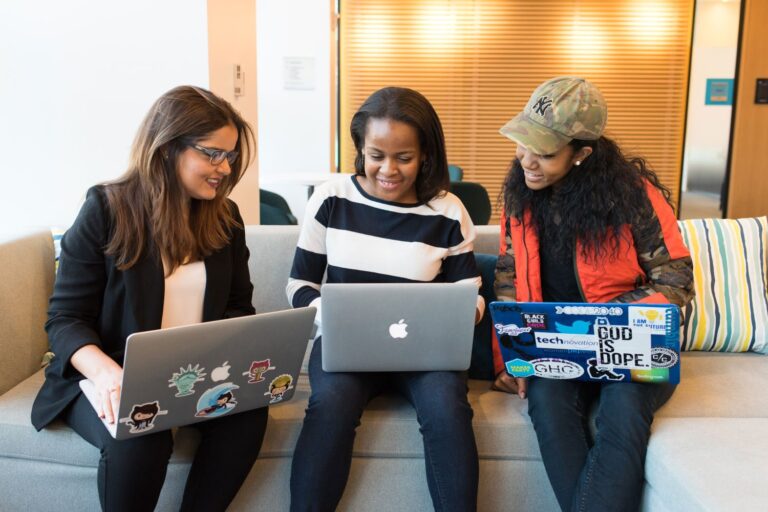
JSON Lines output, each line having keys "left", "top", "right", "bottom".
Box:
{"left": 191, "top": 144, "right": 239, "bottom": 166}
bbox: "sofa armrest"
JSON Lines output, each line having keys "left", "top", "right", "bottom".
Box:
{"left": 0, "top": 231, "right": 55, "bottom": 395}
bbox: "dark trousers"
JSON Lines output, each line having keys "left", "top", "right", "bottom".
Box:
{"left": 290, "top": 338, "right": 479, "bottom": 512}
{"left": 65, "top": 392, "right": 268, "bottom": 512}
{"left": 527, "top": 378, "right": 675, "bottom": 512}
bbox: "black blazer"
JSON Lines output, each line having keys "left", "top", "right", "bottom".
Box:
{"left": 31, "top": 186, "right": 255, "bottom": 430}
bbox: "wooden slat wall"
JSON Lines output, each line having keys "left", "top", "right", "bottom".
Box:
{"left": 339, "top": 0, "right": 693, "bottom": 222}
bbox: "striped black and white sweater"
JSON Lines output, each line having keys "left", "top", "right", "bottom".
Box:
{"left": 286, "top": 175, "right": 484, "bottom": 324}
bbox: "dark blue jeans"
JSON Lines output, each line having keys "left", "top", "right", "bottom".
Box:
{"left": 290, "top": 338, "right": 479, "bottom": 512}
{"left": 527, "top": 378, "right": 675, "bottom": 512}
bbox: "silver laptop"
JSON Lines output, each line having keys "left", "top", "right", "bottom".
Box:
{"left": 80, "top": 307, "right": 315, "bottom": 439}
{"left": 320, "top": 283, "right": 477, "bottom": 372}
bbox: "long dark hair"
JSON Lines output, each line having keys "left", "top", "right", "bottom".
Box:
{"left": 103, "top": 85, "right": 254, "bottom": 274}
{"left": 501, "top": 136, "right": 671, "bottom": 261}
{"left": 350, "top": 87, "right": 449, "bottom": 203}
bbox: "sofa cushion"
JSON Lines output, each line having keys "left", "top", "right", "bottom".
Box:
{"left": 678, "top": 217, "right": 768, "bottom": 353}
{"left": 0, "top": 370, "right": 540, "bottom": 468}
{"left": 0, "top": 371, "right": 202, "bottom": 468}
{"left": 644, "top": 418, "right": 768, "bottom": 511}
{"left": 223, "top": 376, "right": 541, "bottom": 460}
{"left": 656, "top": 352, "right": 768, "bottom": 418}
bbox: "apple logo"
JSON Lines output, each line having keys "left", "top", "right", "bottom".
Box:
{"left": 211, "top": 361, "right": 231, "bottom": 382}
{"left": 388, "top": 319, "right": 408, "bottom": 340}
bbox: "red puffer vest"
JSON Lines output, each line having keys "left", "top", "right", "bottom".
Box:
{"left": 491, "top": 181, "right": 690, "bottom": 375}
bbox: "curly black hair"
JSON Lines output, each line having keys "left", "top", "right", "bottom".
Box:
{"left": 350, "top": 87, "right": 449, "bottom": 203}
{"left": 501, "top": 136, "right": 672, "bottom": 262}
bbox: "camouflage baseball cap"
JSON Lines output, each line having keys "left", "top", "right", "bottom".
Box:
{"left": 499, "top": 77, "right": 607, "bottom": 155}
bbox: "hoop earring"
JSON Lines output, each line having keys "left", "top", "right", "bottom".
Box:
{"left": 574, "top": 161, "right": 582, "bottom": 166}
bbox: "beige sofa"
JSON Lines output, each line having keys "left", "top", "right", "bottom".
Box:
{"left": 0, "top": 225, "right": 766, "bottom": 511}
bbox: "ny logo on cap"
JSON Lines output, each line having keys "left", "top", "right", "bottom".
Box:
{"left": 532, "top": 96, "right": 553, "bottom": 116}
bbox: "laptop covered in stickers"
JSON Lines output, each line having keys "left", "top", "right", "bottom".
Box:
{"left": 489, "top": 302, "right": 681, "bottom": 384}
{"left": 320, "top": 282, "right": 478, "bottom": 372}
{"left": 79, "top": 307, "right": 315, "bottom": 439}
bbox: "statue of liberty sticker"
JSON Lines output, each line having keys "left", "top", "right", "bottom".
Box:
{"left": 168, "top": 364, "right": 207, "bottom": 397}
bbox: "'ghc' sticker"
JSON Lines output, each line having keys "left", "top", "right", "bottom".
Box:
{"left": 530, "top": 358, "right": 584, "bottom": 380}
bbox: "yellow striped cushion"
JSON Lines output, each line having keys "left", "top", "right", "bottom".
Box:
{"left": 678, "top": 217, "right": 768, "bottom": 353}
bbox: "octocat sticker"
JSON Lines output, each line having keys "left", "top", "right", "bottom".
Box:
{"left": 119, "top": 401, "right": 168, "bottom": 433}
{"left": 243, "top": 359, "right": 276, "bottom": 383}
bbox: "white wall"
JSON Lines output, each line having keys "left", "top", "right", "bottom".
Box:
{"left": 681, "top": 0, "right": 740, "bottom": 198}
{"left": 256, "top": 0, "right": 333, "bottom": 223}
{"left": 0, "top": 0, "right": 209, "bottom": 236}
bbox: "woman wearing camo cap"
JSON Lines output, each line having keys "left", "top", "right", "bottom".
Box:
{"left": 491, "top": 77, "right": 694, "bottom": 511}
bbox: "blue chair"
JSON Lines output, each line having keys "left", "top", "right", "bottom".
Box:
{"left": 449, "top": 181, "right": 492, "bottom": 225}
{"left": 260, "top": 189, "right": 297, "bottom": 225}
{"left": 448, "top": 164, "right": 464, "bottom": 182}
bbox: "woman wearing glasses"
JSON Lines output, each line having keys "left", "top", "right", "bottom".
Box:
{"left": 31, "top": 86, "right": 265, "bottom": 512}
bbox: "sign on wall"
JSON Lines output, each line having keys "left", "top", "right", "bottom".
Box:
{"left": 705, "top": 78, "right": 734, "bottom": 105}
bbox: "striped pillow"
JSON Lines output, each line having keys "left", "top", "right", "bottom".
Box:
{"left": 678, "top": 217, "right": 768, "bottom": 353}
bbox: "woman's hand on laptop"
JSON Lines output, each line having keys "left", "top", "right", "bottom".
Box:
{"left": 71, "top": 345, "right": 124, "bottom": 424}
{"left": 491, "top": 372, "right": 527, "bottom": 400}
{"left": 95, "top": 366, "right": 124, "bottom": 425}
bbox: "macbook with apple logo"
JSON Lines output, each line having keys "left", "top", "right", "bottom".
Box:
{"left": 78, "top": 307, "right": 315, "bottom": 439}
{"left": 319, "top": 282, "right": 478, "bottom": 371}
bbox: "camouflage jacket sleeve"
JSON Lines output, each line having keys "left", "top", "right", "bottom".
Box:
{"left": 611, "top": 199, "right": 695, "bottom": 312}
{"left": 494, "top": 214, "right": 517, "bottom": 301}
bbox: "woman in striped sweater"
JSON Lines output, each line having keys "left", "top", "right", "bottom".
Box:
{"left": 287, "top": 87, "right": 483, "bottom": 512}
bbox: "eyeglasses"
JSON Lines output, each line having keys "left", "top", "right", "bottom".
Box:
{"left": 191, "top": 144, "right": 239, "bottom": 166}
